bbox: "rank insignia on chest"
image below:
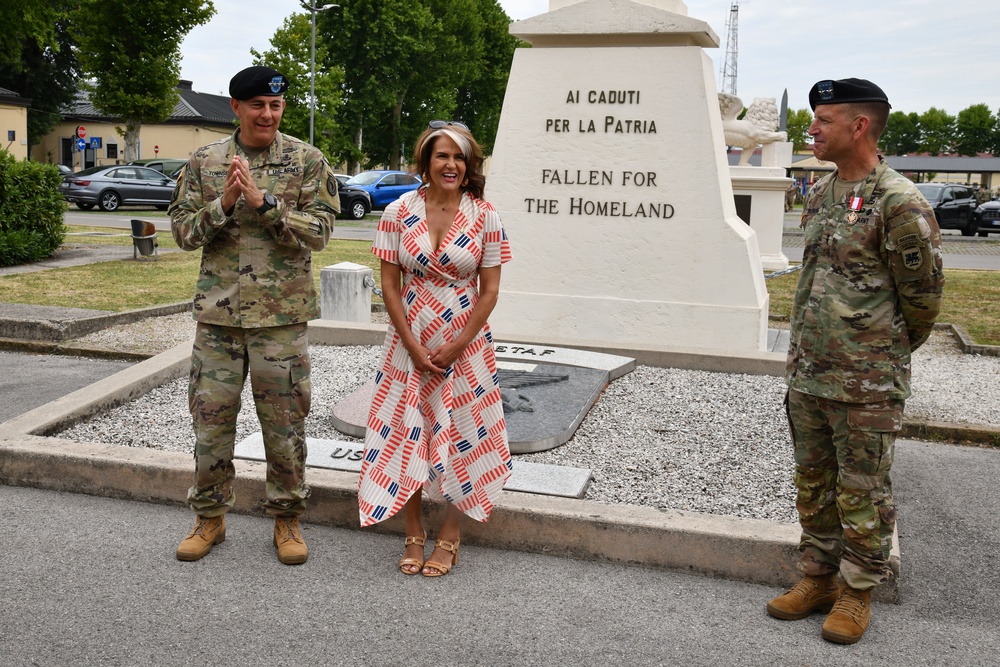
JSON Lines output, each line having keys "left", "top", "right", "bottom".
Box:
{"left": 902, "top": 248, "right": 923, "bottom": 270}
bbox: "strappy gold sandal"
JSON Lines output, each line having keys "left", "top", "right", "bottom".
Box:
{"left": 399, "top": 531, "right": 427, "bottom": 575}
{"left": 422, "top": 538, "right": 459, "bottom": 578}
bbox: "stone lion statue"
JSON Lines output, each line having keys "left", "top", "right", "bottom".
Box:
{"left": 719, "top": 93, "right": 787, "bottom": 166}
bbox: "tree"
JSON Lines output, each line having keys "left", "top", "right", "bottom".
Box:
{"left": 0, "top": 0, "right": 58, "bottom": 65}
{"left": 71, "top": 0, "right": 215, "bottom": 162}
{"left": 785, "top": 108, "right": 812, "bottom": 152}
{"left": 453, "top": 0, "right": 521, "bottom": 154}
{"left": 955, "top": 103, "right": 996, "bottom": 156}
{"left": 322, "top": 0, "right": 520, "bottom": 170}
{"left": 918, "top": 107, "right": 956, "bottom": 156}
{"left": 251, "top": 13, "right": 344, "bottom": 157}
{"left": 0, "top": 0, "right": 80, "bottom": 153}
{"left": 880, "top": 111, "right": 921, "bottom": 156}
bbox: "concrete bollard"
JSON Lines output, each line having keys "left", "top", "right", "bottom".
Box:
{"left": 320, "top": 262, "right": 373, "bottom": 323}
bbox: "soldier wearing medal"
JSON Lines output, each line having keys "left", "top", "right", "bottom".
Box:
{"left": 766, "top": 78, "right": 945, "bottom": 644}
{"left": 169, "top": 66, "right": 340, "bottom": 565}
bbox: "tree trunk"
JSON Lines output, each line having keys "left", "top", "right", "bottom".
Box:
{"left": 351, "top": 123, "right": 363, "bottom": 174}
{"left": 123, "top": 117, "right": 142, "bottom": 162}
{"left": 389, "top": 88, "right": 407, "bottom": 171}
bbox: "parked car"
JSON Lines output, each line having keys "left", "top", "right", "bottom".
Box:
{"left": 62, "top": 165, "right": 177, "bottom": 212}
{"left": 334, "top": 173, "right": 351, "bottom": 186}
{"left": 128, "top": 158, "right": 188, "bottom": 178}
{"left": 972, "top": 199, "right": 1000, "bottom": 237}
{"left": 914, "top": 183, "right": 978, "bottom": 236}
{"left": 338, "top": 184, "right": 373, "bottom": 220}
{"left": 345, "top": 170, "right": 422, "bottom": 209}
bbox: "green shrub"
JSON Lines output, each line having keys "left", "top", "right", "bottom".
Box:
{"left": 0, "top": 150, "right": 66, "bottom": 266}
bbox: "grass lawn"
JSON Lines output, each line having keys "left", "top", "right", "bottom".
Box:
{"left": 6, "top": 224, "right": 999, "bottom": 346}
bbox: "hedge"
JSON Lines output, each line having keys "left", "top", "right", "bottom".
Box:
{"left": 0, "top": 150, "right": 67, "bottom": 266}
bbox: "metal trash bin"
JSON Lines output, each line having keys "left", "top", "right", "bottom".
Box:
{"left": 130, "top": 219, "right": 158, "bottom": 260}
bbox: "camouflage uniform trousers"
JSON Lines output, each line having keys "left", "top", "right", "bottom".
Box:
{"left": 786, "top": 388, "right": 903, "bottom": 590}
{"left": 186, "top": 322, "right": 312, "bottom": 518}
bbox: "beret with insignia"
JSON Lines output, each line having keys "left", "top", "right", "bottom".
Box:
{"left": 809, "top": 78, "right": 890, "bottom": 110}
{"left": 229, "top": 66, "right": 289, "bottom": 100}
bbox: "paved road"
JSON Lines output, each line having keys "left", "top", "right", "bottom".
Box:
{"left": 3, "top": 435, "right": 999, "bottom": 666}
{"left": 0, "top": 351, "right": 131, "bottom": 421}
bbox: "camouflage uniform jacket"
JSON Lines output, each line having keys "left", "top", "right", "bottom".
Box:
{"left": 169, "top": 130, "right": 339, "bottom": 328}
{"left": 786, "top": 157, "right": 944, "bottom": 403}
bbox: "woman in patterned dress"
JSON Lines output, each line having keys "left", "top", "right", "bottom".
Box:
{"left": 357, "top": 121, "right": 512, "bottom": 577}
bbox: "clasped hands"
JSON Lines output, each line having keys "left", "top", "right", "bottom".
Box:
{"left": 412, "top": 340, "right": 463, "bottom": 375}
{"left": 221, "top": 156, "right": 265, "bottom": 213}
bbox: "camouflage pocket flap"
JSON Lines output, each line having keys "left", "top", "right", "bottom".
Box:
{"left": 847, "top": 407, "right": 903, "bottom": 432}
{"left": 886, "top": 213, "right": 930, "bottom": 251}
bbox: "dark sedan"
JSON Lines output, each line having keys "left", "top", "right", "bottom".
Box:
{"left": 338, "top": 183, "right": 373, "bottom": 220}
{"left": 973, "top": 200, "right": 1000, "bottom": 237}
{"left": 62, "top": 165, "right": 176, "bottom": 212}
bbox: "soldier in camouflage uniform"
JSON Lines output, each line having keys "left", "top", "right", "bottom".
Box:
{"left": 766, "top": 79, "right": 944, "bottom": 644}
{"left": 169, "top": 66, "right": 340, "bottom": 565}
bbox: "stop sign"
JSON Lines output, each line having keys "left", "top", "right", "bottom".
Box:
{"left": 76, "top": 126, "right": 87, "bottom": 139}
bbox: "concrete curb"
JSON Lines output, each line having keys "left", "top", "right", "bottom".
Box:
{"left": 939, "top": 322, "right": 1000, "bottom": 358}
{"left": 0, "top": 301, "right": 191, "bottom": 342}
{"left": 0, "top": 332, "right": 901, "bottom": 602}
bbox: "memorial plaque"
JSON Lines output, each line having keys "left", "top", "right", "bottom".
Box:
{"left": 234, "top": 433, "right": 593, "bottom": 499}
{"left": 331, "top": 342, "right": 634, "bottom": 453}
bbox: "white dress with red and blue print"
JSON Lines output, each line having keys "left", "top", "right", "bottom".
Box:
{"left": 357, "top": 188, "right": 513, "bottom": 527}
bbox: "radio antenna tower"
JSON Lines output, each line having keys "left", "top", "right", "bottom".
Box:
{"left": 719, "top": 3, "right": 739, "bottom": 95}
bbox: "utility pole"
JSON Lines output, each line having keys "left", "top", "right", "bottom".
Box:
{"left": 719, "top": 3, "right": 739, "bottom": 95}
{"left": 300, "top": 1, "right": 339, "bottom": 146}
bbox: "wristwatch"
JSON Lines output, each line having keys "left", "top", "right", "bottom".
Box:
{"left": 256, "top": 192, "right": 277, "bottom": 215}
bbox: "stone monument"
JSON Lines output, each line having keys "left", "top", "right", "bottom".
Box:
{"left": 486, "top": 0, "right": 769, "bottom": 353}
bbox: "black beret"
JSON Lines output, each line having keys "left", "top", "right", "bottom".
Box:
{"left": 809, "top": 78, "right": 890, "bottom": 110}
{"left": 229, "top": 66, "right": 289, "bottom": 100}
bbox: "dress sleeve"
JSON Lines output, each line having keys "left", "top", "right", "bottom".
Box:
{"left": 372, "top": 199, "right": 403, "bottom": 264}
{"left": 480, "top": 205, "right": 511, "bottom": 268}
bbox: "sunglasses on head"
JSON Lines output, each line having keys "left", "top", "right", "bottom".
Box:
{"left": 428, "top": 120, "right": 469, "bottom": 131}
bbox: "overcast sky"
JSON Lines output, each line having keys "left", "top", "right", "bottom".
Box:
{"left": 179, "top": 0, "right": 997, "bottom": 117}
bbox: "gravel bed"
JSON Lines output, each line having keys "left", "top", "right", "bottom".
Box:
{"left": 58, "top": 319, "right": 1000, "bottom": 525}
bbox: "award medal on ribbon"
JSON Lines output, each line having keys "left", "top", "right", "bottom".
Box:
{"left": 847, "top": 196, "right": 863, "bottom": 223}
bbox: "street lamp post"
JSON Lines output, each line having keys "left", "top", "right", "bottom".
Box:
{"left": 300, "top": 0, "right": 338, "bottom": 146}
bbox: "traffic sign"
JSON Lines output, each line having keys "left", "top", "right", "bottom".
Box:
{"left": 76, "top": 126, "right": 87, "bottom": 139}
{"left": 89, "top": 137, "right": 102, "bottom": 149}
{"left": 76, "top": 138, "right": 86, "bottom": 151}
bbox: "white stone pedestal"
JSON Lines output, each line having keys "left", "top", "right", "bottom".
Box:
{"left": 730, "top": 141, "right": 792, "bottom": 271}
{"left": 319, "top": 262, "right": 373, "bottom": 323}
{"left": 485, "top": 0, "right": 769, "bottom": 353}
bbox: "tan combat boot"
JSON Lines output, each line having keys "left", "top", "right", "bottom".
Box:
{"left": 176, "top": 515, "right": 226, "bottom": 561}
{"left": 822, "top": 584, "right": 872, "bottom": 644}
{"left": 766, "top": 573, "right": 839, "bottom": 620}
{"left": 274, "top": 516, "right": 308, "bottom": 565}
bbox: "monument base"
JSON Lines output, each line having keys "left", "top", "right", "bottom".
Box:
{"left": 730, "top": 166, "right": 792, "bottom": 272}
{"left": 491, "top": 293, "right": 769, "bottom": 353}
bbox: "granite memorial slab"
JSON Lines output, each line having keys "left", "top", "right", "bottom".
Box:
{"left": 234, "top": 432, "right": 593, "bottom": 499}
{"left": 331, "top": 342, "right": 635, "bottom": 453}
